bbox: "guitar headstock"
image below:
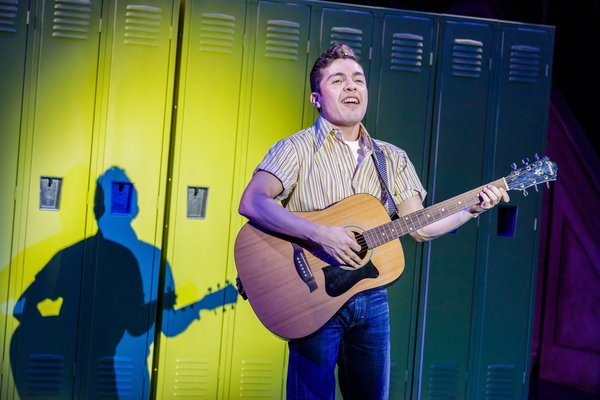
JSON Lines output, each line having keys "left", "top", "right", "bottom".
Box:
{"left": 505, "top": 155, "right": 557, "bottom": 195}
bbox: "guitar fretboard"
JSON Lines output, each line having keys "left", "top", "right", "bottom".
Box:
{"left": 362, "top": 178, "right": 506, "bottom": 249}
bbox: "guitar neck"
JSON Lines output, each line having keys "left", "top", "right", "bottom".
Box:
{"left": 362, "top": 177, "right": 507, "bottom": 248}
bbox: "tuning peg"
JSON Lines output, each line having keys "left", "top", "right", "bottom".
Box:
{"left": 511, "top": 162, "right": 517, "bottom": 170}
{"left": 522, "top": 157, "right": 530, "bottom": 165}
{"left": 534, "top": 153, "right": 540, "bottom": 161}
{"left": 207, "top": 287, "right": 213, "bottom": 293}
{"left": 522, "top": 188, "right": 529, "bottom": 196}
{"left": 533, "top": 182, "right": 539, "bottom": 192}
{"left": 546, "top": 181, "right": 551, "bottom": 189}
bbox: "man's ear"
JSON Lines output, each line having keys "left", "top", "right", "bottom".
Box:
{"left": 310, "top": 92, "right": 320, "bottom": 109}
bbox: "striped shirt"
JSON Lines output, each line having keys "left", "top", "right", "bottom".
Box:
{"left": 256, "top": 115, "right": 426, "bottom": 213}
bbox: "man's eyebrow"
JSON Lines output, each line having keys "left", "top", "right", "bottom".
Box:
{"left": 326, "top": 72, "right": 345, "bottom": 80}
{"left": 325, "top": 71, "right": 365, "bottom": 80}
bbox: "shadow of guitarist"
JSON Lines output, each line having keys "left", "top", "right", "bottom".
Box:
{"left": 10, "top": 167, "right": 237, "bottom": 399}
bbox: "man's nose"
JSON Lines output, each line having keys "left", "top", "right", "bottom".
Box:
{"left": 344, "top": 79, "right": 357, "bottom": 90}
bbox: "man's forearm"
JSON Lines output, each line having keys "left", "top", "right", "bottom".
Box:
{"left": 412, "top": 209, "right": 480, "bottom": 242}
{"left": 239, "top": 192, "right": 319, "bottom": 241}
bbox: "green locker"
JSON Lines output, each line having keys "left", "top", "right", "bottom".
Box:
{"left": 320, "top": 8, "right": 376, "bottom": 398}
{"left": 318, "top": 5, "right": 373, "bottom": 125}
{"left": 301, "top": 2, "right": 375, "bottom": 128}
{"left": 79, "top": 0, "right": 180, "bottom": 398}
{"left": 319, "top": 6, "right": 373, "bottom": 69}
{"left": 228, "top": 1, "right": 312, "bottom": 398}
{"left": 417, "top": 18, "right": 496, "bottom": 400}
{"left": 0, "top": 0, "right": 28, "bottom": 395}
{"left": 470, "top": 24, "right": 554, "bottom": 400}
{"left": 377, "top": 11, "right": 436, "bottom": 399}
{"left": 4, "top": 0, "right": 102, "bottom": 398}
{"left": 154, "top": 0, "right": 247, "bottom": 398}
{"left": 374, "top": 12, "right": 438, "bottom": 399}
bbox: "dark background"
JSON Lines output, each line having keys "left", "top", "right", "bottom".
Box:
{"left": 332, "top": 0, "right": 600, "bottom": 156}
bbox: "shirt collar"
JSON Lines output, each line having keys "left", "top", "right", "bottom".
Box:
{"left": 314, "top": 114, "right": 375, "bottom": 151}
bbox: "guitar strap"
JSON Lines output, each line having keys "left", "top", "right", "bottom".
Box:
{"left": 371, "top": 140, "right": 399, "bottom": 218}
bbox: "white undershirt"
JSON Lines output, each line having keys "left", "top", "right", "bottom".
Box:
{"left": 344, "top": 139, "right": 363, "bottom": 165}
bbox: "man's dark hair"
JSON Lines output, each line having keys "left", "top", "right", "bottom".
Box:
{"left": 309, "top": 43, "right": 358, "bottom": 93}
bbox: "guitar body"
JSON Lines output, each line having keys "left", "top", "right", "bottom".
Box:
{"left": 234, "top": 194, "right": 405, "bottom": 339}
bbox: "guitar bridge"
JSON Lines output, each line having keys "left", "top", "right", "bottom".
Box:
{"left": 292, "top": 243, "right": 318, "bottom": 292}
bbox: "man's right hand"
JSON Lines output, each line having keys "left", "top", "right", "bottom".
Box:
{"left": 309, "top": 225, "right": 362, "bottom": 268}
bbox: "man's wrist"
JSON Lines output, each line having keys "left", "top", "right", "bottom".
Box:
{"left": 467, "top": 205, "right": 486, "bottom": 218}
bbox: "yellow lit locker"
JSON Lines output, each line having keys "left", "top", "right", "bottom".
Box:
{"left": 154, "top": 0, "right": 247, "bottom": 398}
{"left": 3, "top": 0, "right": 103, "bottom": 398}
{"left": 0, "top": 0, "right": 29, "bottom": 395}
{"left": 79, "top": 0, "right": 181, "bottom": 398}
{"left": 227, "top": 1, "right": 312, "bottom": 398}
{"left": 373, "top": 11, "right": 438, "bottom": 398}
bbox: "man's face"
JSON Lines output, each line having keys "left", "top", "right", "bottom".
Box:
{"left": 312, "top": 58, "right": 368, "bottom": 130}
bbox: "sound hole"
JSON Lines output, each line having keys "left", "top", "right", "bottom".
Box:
{"left": 353, "top": 232, "right": 369, "bottom": 260}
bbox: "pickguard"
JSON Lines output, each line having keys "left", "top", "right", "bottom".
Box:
{"left": 322, "top": 261, "right": 380, "bottom": 297}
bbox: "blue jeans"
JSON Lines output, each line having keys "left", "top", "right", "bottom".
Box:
{"left": 287, "top": 287, "right": 390, "bottom": 400}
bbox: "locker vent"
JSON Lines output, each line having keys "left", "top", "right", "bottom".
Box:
{"left": 97, "top": 356, "right": 134, "bottom": 397}
{"left": 509, "top": 45, "right": 540, "bottom": 84}
{"left": 239, "top": 359, "right": 274, "bottom": 398}
{"left": 265, "top": 19, "right": 301, "bottom": 61}
{"left": 52, "top": 0, "right": 92, "bottom": 40}
{"left": 330, "top": 26, "right": 363, "bottom": 60}
{"left": 390, "top": 33, "right": 424, "bottom": 73}
{"left": 26, "top": 354, "right": 65, "bottom": 395}
{"left": 485, "top": 364, "right": 515, "bottom": 399}
{"left": 124, "top": 4, "right": 161, "bottom": 47}
{"left": 0, "top": 0, "right": 18, "bottom": 33}
{"left": 452, "top": 38, "right": 483, "bottom": 79}
{"left": 428, "top": 363, "right": 458, "bottom": 399}
{"left": 173, "top": 358, "right": 209, "bottom": 397}
{"left": 199, "top": 13, "right": 236, "bottom": 54}
{"left": 389, "top": 360, "right": 403, "bottom": 398}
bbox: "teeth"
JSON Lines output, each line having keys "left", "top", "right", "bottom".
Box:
{"left": 342, "top": 98, "right": 359, "bottom": 104}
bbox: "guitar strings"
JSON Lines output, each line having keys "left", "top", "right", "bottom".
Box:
{"left": 362, "top": 189, "right": 482, "bottom": 248}
{"left": 354, "top": 233, "right": 368, "bottom": 254}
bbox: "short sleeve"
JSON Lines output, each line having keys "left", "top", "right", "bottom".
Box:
{"left": 255, "top": 138, "right": 300, "bottom": 202}
{"left": 391, "top": 149, "right": 427, "bottom": 204}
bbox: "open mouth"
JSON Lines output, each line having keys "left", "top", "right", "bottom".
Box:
{"left": 342, "top": 97, "right": 360, "bottom": 105}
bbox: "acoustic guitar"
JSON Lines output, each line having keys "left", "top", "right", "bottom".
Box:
{"left": 234, "top": 156, "right": 557, "bottom": 339}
